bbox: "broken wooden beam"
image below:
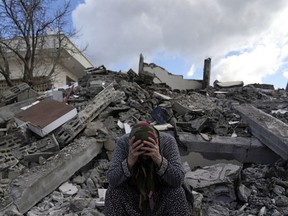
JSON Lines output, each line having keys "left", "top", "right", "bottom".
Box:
{"left": 234, "top": 104, "right": 288, "bottom": 160}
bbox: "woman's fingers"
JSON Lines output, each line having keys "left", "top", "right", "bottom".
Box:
{"left": 147, "top": 136, "right": 158, "bottom": 145}
{"left": 129, "top": 137, "right": 145, "bottom": 157}
{"left": 141, "top": 140, "right": 159, "bottom": 154}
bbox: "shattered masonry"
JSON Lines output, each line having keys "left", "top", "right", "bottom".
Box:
{"left": 0, "top": 61, "right": 288, "bottom": 215}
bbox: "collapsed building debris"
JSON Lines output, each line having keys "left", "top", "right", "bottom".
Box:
{"left": 10, "top": 137, "right": 103, "bottom": 214}
{"left": 0, "top": 83, "right": 38, "bottom": 108}
{"left": 54, "top": 83, "right": 125, "bottom": 147}
{"left": 0, "top": 60, "right": 287, "bottom": 215}
{"left": 185, "top": 163, "right": 242, "bottom": 206}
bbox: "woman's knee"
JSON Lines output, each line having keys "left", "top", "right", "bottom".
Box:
{"left": 105, "top": 186, "right": 124, "bottom": 201}
{"left": 164, "top": 186, "right": 186, "bottom": 198}
{"left": 162, "top": 187, "right": 191, "bottom": 215}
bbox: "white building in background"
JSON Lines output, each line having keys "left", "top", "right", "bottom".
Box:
{"left": 0, "top": 35, "right": 93, "bottom": 92}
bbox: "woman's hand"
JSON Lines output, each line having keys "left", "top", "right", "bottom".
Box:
{"left": 142, "top": 137, "right": 163, "bottom": 167}
{"left": 127, "top": 136, "right": 145, "bottom": 170}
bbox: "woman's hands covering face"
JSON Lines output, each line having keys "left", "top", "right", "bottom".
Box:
{"left": 127, "top": 136, "right": 145, "bottom": 169}
{"left": 141, "top": 137, "right": 162, "bottom": 167}
{"left": 128, "top": 136, "right": 162, "bottom": 169}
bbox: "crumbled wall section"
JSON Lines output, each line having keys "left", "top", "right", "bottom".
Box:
{"left": 0, "top": 131, "right": 27, "bottom": 170}
{"left": 10, "top": 137, "right": 103, "bottom": 214}
{"left": 139, "top": 54, "right": 203, "bottom": 90}
{"left": 55, "top": 83, "right": 125, "bottom": 147}
{"left": 143, "top": 64, "right": 203, "bottom": 90}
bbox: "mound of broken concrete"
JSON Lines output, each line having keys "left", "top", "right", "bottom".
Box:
{"left": 0, "top": 67, "right": 287, "bottom": 215}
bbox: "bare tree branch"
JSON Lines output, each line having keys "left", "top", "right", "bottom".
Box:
{"left": 0, "top": 0, "right": 74, "bottom": 87}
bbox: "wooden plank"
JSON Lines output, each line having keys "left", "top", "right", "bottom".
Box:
{"left": 234, "top": 104, "right": 288, "bottom": 160}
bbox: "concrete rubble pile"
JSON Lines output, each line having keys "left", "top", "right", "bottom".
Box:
{"left": 0, "top": 65, "right": 287, "bottom": 216}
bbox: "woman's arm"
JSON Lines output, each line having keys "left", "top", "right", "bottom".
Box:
{"left": 157, "top": 133, "right": 185, "bottom": 187}
{"left": 106, "top": 134, "right": 131, "bottom": 188}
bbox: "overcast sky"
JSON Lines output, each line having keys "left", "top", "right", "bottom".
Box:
{"left": 70, "top": 0, "right": 288, "bottom": 88}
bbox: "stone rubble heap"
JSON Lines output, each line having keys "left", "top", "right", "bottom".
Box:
{"left": 0, "top": 67, "right": 287, "bottom": 215}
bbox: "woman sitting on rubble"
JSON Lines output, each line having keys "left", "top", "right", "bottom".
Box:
{"left": 104, "top": 121, "right": 191, "bottom": 216}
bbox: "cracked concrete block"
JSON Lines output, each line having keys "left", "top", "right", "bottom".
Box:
{"left": 275, "top": 195, "right": 288, "bottom": 207}
{"left": 259, "top": 206, "right": 267, "bottom": 216}
{"left": 1, "top": 83, "right": 31, "bottom": 103}
{"left": 72, "top": 175, "right": 86, "bottom": 185}
{"left": 179, "top": 133, "right": 280, "bottom": 164}
{"left": 0, "top": 178, "right": 13, "bottom": 210}
{"left": 190, "top": 117, "right": 209, "bottom": 132}
{"left": 84, "top": 121, "right": 108, "bottom": 137}
{"left": 103, "top": 137, "right": 115, "bottom": 151}
{"left": 273, "top": 185, "right": 285, "bottom": 196}
{"left": 192, "top": 191, "right": 203, "bottom": 216}
{"left": 0, "top": 151, "right": 18, "bottom": 171}
{"left": 17, "top": 88, "right": 38, "bottom": 102}
{"left": 238, "top": 184, "right": 251, "bottom": 202}
{"left": 8, "top": 134, "right": 59, "bottom": 164}
{"left": 59, "top": 182, "right": 78, "bottom": 195}
{"left": 172, "top": 101, "right": 195, "bottom": 115}
{"left": 86, "top": 178, "right": 97, "bottom": 195}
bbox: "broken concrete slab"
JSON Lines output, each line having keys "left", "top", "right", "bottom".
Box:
{"left": 185, "top": 163, "right": 241, "bottom": 204}
{"left": 178, "top": 133, "right": 281, "bottom": 164}
{"left": 234, "top": 104, "right": 288, "bottom": 160}
{"left": 9, "top": 137, "right": 103, "bottom": 214}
